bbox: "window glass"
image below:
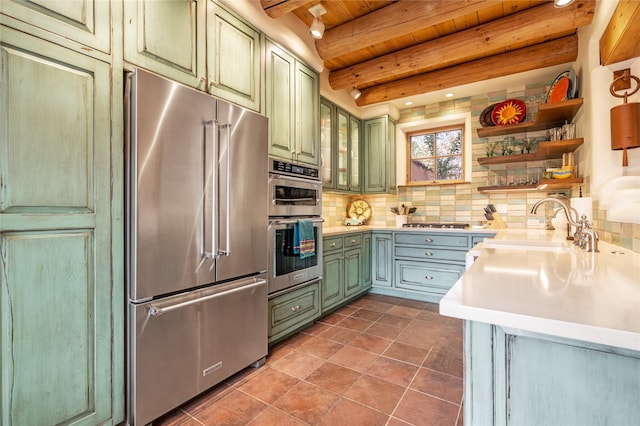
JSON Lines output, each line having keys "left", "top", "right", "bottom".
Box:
{"left": 407, "top": 125, "right": 464, "bottom": 184}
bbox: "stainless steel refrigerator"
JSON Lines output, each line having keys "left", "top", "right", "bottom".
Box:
{"left": 125, "top": 69, "right": 268, "bottom": 426}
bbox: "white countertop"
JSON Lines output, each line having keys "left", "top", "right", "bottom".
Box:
{"left": 440, "top": 229, "right": 640, "bottom": 352}
{"left": 322, "top": 224, "right": 496, "bottom": 236}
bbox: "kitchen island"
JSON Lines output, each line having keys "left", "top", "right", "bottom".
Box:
{"left": 440, "top": 229, "right": 640, "bottom": 425}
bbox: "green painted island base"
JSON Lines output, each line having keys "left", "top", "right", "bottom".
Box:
{"left": 464, "top": 321, "right": 640, "bottom": 426}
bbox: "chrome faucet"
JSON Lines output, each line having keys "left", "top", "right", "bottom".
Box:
{"left": 530, "top": 198, "right": 599, "bottom": 252}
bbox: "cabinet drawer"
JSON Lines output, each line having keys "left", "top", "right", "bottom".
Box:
{"left": 395, "top": 246, "right": 465, "bottom": 262}
{"left": 343, "top": 233, "right": 362, "bottom": 248}
{"left": 269, "top": 281, "right": 320, "bottom": 342}
{"left": 395, "top": 232, "right": 469, "bottom": 248}
{"left": 394, "top": 260, "right": 464, "bottom": 294}
{"left": 324, "top": 236, "right": 344, "bottom": 252}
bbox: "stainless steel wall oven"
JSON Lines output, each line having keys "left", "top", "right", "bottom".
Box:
{"left": 268, "top": 159, "right": 323, "bottom": 294}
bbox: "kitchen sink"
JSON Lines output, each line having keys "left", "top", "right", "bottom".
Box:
{"left": 482, "top": 239, "right": 572, "bottom": 252}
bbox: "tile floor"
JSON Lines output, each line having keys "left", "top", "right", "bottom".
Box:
{"left": 156, "top": 293, "right": 464, "bottom": 426}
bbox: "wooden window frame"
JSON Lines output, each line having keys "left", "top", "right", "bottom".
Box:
{"left": 406, "top": 124, "right": 466, "bottom": 186}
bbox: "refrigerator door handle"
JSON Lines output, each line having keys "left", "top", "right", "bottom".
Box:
{"left": 218, "top": 123, "right": 232, "bottom": 257}
{"left": 203, "top": 119, "right": 218, "bottom": 262}
{"left": 148, "top": 279, "right": 266, "bottom": 316}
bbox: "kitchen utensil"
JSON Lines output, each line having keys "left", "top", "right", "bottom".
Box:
{"left": 484, "top": 212, "right": 494, "bottom": 220}
{"left": 488, "top": 204, "right": 497, "bottom": 212}
{"left": 408, "top": 207, "right": 417, "bottom": 214}
{"left": 391, "top": 207, "right": 399, "bottom": 214}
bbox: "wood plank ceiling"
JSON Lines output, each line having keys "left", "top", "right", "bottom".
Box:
{"left": 260, "top": 0, "right": 596, "bottom": 106}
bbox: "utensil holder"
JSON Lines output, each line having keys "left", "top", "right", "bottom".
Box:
{"left": 395, "top": 215, "right": 407, "bottom": 227}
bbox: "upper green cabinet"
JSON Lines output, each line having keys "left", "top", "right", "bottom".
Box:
{"left": 0, "top": 27, "right": 120, "bottom": 425}
{"left": 266, "top": 40, "right": 320, "bottom": 165}
{"left": 124, "top": 0, "right": 261, "bottom": 111}
{"left": 0, "top": 0, "right": 111, "bottom": 54}
{"left": 320, "top": 98, "right": 361, "bottom": 192}
{"left": 363, "top": 115, "right": 396, "bottom": 194}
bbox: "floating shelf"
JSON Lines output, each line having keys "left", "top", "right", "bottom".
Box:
{"left": 478, "top": 139, "right": 584, "bottom": 165}
{"left": 477, "top": 177, "right": 584, "bottom": 193}
{"left": 477, "top": 98, "right": 584, "bottom": 138}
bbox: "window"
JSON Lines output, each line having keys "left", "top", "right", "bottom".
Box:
{"left": 406, "top": 124, "right": 464, "bottom": 184}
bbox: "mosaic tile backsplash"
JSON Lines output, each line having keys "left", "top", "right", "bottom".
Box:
{"left": 322, "top": 82, "right": 639, "bottom": 253}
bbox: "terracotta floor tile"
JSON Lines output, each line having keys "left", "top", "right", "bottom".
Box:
{"left": 392, "top": 389, "right": 459, "bottom": 426}
{"left": 273, "top": 381, "right": 340, "bottom": 424}
{"left": 398, "top": 299, "right": 434, "bottom": 310}
{"left": 269, "top": 349, "right": 325, "bottom": 379}
{"left": 364, "top": 322, "right": 403, "bottom": 340}
{"left": 383, "top": 341, "right": 429, "bottom": 366}
{"left": 422, "top": 347, "right": 464, "bottom": 378}
{"left": 318, "top": 312, "right": 347, "bottom": 325}
{"left": 246, "top": 406, "right": 307, "bottom": 425}
{"left": 386, "top": 305, "right": 422, "bottom": 318}
{"left": 366, "top": 356, "right": 419, "bottom": 388}
{"left": 193, "top": 389, "right": 267, "bottom": 425}
{"left": 410, "top": 367, "right": 463, "bottom": 404}
{"left": 344, "top": 374, "right": 405, "bottom": 414}
{"left": 297, "top": 335, "right": 344, "bottom": 359}
{"left": 334, "top": 305, "right": 359, "bottom": 316}
{"left": 335, "top": 316, "right": 374, "bottom": 332}
{"left": 305, "top": 361, "right": 362, "bottom": 394}
{"left": 395, "top": 319, "right": 443, "bottom": 350}
{"left": 329, "top": 345, "right": 379, "bottom": 372}
{"left": 347, "top": 333, "right": 393, "bottom": 354}
{"left": 281, "top": 331, "right": 314, "bottom": 349}
{"left": 154, "top": 409, "right": 201, "bottom": 426}
{"left": 376, "top": 314, "right": 413, "bottom": 329}
{"left": 237, "top": 366, "right": 299, "bottom": 404}
{"left": 387, "top": 417, "right": 413, "bottom": 426}
{"left": 318, "top": 398, "right": 389, "bottom": 426}
{"left": 360, "top": 300, "right": 395, "bottom": 313}
{"left": 456, "top": 405, "right": 464, "bottom": 426}
{"left": 302, "top": 321, "right": 332, "bottom": 336}
{"left": 350, "top": 308, "right": 385, "bottom": 322}
{"left": 266, "top": 343, "right": 295, "bottom": 365}
{"left": 320, "top": 326, "right": 360, "bottom": 344}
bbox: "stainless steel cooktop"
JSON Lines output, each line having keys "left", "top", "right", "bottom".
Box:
{"left": 402, "top": 223, "right": 469, "bottom": 229}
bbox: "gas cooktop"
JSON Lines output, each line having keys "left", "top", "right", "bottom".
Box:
{"left": 402, "top": 223, "right": 469, "bottom": 229}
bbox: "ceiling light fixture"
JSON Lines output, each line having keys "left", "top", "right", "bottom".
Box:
{"left": 445, "top": 93, "right": 455, "bottom": 98}
{"left": 350, "top": 88, "right": 361, "bottom": 100}
{"left": 554, "top": 0, "right": 574, "bottom": 8}
{"left": 308, "top": 4, "right": 327, "bottom": 39}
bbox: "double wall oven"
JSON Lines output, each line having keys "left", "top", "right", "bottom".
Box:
{"left": 268, "top": 159, "right": 323, "bottom": 294}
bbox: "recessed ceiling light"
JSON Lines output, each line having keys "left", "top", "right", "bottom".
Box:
{"left": 405, "top": 101, "right": 413, "bottom": 106}
{"left": 445, "top": 93, "right": 454, "bottom": 98}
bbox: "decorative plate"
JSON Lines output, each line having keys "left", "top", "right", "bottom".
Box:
{"left": 547, "top": 71, "right": 570, "bottom": 103}
{"left": 348, "top": 199, "right": 371, "bottom": 222}
{"left": 479, "top": 103, "right": 499, "bottom": 127}
{"left": 567, "top": 68, "right": 577, "bottom": 99}
{"left": 491, "top": 99, "right": 526, "bottom": 125}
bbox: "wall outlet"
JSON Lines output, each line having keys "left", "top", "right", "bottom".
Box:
{"left": 497, "top": 204, "right": 508, "bottom": 214}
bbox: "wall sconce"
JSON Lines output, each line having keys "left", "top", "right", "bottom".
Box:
{"left": 308, "top": 4, "right": 327, "bottom": 39}
{"left": 610, "top": 69, "right": 640, "bottom": 167}
{"left": 554, "top": 0, "right": 574, "bottom": 7}
{"left": 350, "top": 88, "right": 361, "bottom": 100}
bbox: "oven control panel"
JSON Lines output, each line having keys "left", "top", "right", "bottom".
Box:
{"left": 270, "top": 159, "right": 319, "bottom": 180}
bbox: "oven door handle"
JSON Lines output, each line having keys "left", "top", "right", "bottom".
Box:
{"left": 269, "top": 218, "right": 324, "bottom": 226}
{"left": 269, "top": 173, "right": 322, "bottom": 186}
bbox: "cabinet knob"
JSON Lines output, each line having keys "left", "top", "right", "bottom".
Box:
{"left": 425, "top": 238, "right": 433, "bottom": 242}
{"left": 425, "top": 252, "right": 433, "bottom": 256}
{"left": 330, "top": 243, "right": 336, "bottom": 247}
{"left": 425, "top": 276, "right": 434, "bottom": 280}
{"left": 350, "top": 239, "right": 356, "bottom": 244}
{"left": 291, "top": 305, "right": 300, "bottom": 312}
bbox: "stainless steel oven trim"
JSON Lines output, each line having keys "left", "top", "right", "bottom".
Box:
{"left": 268, "top": 174, "right": 323, "bottom": 218}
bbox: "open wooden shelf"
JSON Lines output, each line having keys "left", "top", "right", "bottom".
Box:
{"left": 477, "top": 98, "right": 584, "bottom": 138}
{"left": 478, "top": 139, "right": 584, "bottom": 165}
{"left": 477, "top": 177, "right": 584, "bottom": 193}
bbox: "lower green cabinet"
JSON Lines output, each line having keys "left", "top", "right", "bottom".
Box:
{"left": 372, "top": 232, "right": 393, "bottom": 287}
{"left": 268, "top": 280, "right": 321, "bottom": 345}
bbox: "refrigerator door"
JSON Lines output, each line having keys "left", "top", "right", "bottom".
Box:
{"left": 127, "top": 70, "right": 217, "bottom": 300}
{"left": 215, "top": 100, "right": 268, "bottom": 282}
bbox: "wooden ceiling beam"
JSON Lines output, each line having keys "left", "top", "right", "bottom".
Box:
{"left": 600, "top": 0, "right": 640, "bottom": 66}
{"left": 356, "top": 35, "right": 579, "bottom": 106}
{"left": 330, "top": 0, "right": 595, "bottom": 91}
{"left": 316, "top": 0, "right": 491, "bottom": 61}
{"left": 261, "top": 0, "right": 316, "bottom": 19}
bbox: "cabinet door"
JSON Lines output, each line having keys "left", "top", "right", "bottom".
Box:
{"left": 387, "top": 117, "right": 397, "bottom": 194}
{"left": 124, "top": 0, "right": 206, "bottom": 88}
{"left": 364, "top": 117, "right": 387, "bottom": 193}
{"left": 265, "top": 41, "right": 295, "bottom": 160}
{"left": 320, "top": 99, "right": 335, "bottom": 188}
{"left": 322, "top": 251, "right": 344, "bottom": 311}
{"left": 362, "top": 233, "right": 372, "bottom": 288}
{"left": 295, "top": 60, "right": 320, "bottom": 165}
{"left": 207, "top": 2, "right": 261, "bottom": 111}
{"left": 0, "top": 0, "right": 110, "bottom": 53}
{"left": 336, "top": 108, "right": 350, "bottom": 190}
{"left": 372, "top": 232, "right": 393, "bottom": 287}
{"left": 269, "top": 281, "right": 321, "bottom": 344}
{"left": 344, "top": 247, "right": 362, "bottom": 298}
{"left": 0, "top": 28, "right": 117, "bottom": 425}
{"left": 350, "top": 116, "right": 362, "bottom": 192}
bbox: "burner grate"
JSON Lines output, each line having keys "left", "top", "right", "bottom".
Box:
{"left": 402, "top": 223, "right": 469, "bottom": 229}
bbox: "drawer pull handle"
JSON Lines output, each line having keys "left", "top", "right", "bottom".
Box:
{"left": 291, "top": 305, "right": 300, "bottom": 312}
{"left": 425, "top": 252, "right": 433, "bottom": 256}
{"left": 330, "top": 243, "right": 336, "bottom": 247}
{"left": 425, "top": 238, "right": 433, "bottom": 242}
{"left": 350, "top": 239, "right": 356, "bottom": 244}
{"left": 425, "top": 276, "right": 434, "bottom": 280}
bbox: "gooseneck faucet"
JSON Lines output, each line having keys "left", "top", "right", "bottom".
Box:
{"left": 530, "top": 198, "right": 599, "bottom": 252}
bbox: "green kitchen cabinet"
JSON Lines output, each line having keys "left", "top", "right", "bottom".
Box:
{"left": 371, "top": 232, "right": 393, "bottom": 288}
{"left": 268, "top": 280, "right": 321, "bottom": 345}
{"left": 321, "top": 233, "right": 367, "bottom": 313}
{"left": 265, "top": 39, "right": 320, "bottom": 165}
{"left": 363, "top": 115, "right": 396, "bottom": 194}
{"left": 320, "top": 97, "right": 361, "bottom": 192}
{"left": 124, "top": 0, "right": 262, "bottom": 111}
{"left": 0, "top": 27, "right": 122, "bottom": 425}
{"left": 362, "top": 232, "right": 372, "bottom": 288}
{"left": 321, "top": 250, "right": 344, "bottom": 311}
{"left": 0, "top": 0, "right": 111, "bottom": 55}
